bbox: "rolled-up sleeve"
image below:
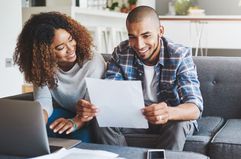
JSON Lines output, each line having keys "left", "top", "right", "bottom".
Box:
{"left": 177, "top": 50, "right": 203, "bottom": 115}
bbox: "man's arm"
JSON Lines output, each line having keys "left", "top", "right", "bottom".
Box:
{"left": 105, "top": 42, "right": 131, "bottom": 80}
{"left": 143, "top": 102, "right": 200, "bottom": 124}
{"left": 168, "top": 103, "right": 200, "bottom": 120}
{"left": 176, "top": 48, "right": 203, "bottom": 117}
{"left": 143, "top": 47, "right": 203, "bottom": 125}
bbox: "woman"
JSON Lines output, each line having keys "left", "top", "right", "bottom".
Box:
{"left": 13, "top": 12, "right": 105, "bottom": 142}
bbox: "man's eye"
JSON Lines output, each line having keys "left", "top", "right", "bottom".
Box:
{"left": 143, "top": 35, "right": 150, "bottom": 38}
{"left": 128, "top": 36, "right": 135, "bottom": 39}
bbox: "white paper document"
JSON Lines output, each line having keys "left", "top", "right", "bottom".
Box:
{"left": 31, "top": 148, "right": 119, "bottom": 159}
{"left": 85, "top": 78, "right": 148, "bottom": 129}
{"left": 60, "top": 148, "right": 119, "bottom": 159}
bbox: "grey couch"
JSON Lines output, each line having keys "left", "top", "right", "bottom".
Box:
{"left": 193, "top": 56, "right": 241, "bottom": 159}
{"left": 121, "top": 56, "right": 241, "bottom": 159}
{"left": 4, "top": 56, "right": 241, "bottom": 159}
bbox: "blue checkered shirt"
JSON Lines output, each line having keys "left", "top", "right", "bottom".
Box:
{"left": 105, "top": 37, "right": 203, "bottom": 128}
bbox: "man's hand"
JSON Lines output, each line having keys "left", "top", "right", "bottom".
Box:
{"left": 49, "top": 116, "right": 84, "bottom": 134}
{"left": 76, "top": 99, "right": 98, "bottom": 122}
{"left": 143, "top": 102, "right": 200, "bottom": 124}
{"left": 142, "top": 102, "right": 169, "bottom": 125}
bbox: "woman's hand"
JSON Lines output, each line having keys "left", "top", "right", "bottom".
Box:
{"left": 43, "top": 109, "right": 48, "bottom": 124}
{"left": 49, "top": 99, "right": 98, "bottom": 134}
{"left": 49, "top": 116, "right": 84, "bottom": 134}
{"left": 76, "top": 99, "right": 98, "bottom": 122}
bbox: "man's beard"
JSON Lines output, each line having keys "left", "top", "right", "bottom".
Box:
{"left": 141, "top": 35, "right": 160, "bottom": 65}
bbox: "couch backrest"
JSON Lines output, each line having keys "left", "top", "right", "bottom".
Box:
{"left": 193, "top": 56, "right": 241, "bottom": 119}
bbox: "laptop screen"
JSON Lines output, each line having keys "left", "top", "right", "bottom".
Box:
{"left": 0, "top": 99, "right": 50, "bottom": 157}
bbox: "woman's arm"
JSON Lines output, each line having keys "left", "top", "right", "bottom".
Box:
{"left": 43, "top": 109, "right": 48, "bottom": 124}
{"left": 34, "top": 85, "right": 53, "bottom": 124}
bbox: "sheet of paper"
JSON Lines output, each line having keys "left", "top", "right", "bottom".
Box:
{"left": 30, "top": 148, "right": 66, "bottom": 159}
{"left": 85, "top": 78, "right": 148, "bottom": 129}
{"left": 31, "top": 148, "right": 119, "bottom": 159}
{"left": 60, "top": 148, "right": 119, "bottom": 159}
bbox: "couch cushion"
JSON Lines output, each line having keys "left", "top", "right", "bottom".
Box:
{"left": 184, "top": 116, "right": 224, "bottom": 155}
{"left": 193, "top": 57, "right": 241, "bottom": 119}
{"left": 209, "top": 119, "right": 241, "bottom": 159}
{"left": 125, "top": 116, "right": 224, "bottom": 155}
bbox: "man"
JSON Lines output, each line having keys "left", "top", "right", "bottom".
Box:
{"left": 79, "top": 6, "right": 203, "bottom": 151}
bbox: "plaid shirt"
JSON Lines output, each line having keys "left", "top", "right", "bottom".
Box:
{"left": 105, "top": 37, "right": 203, "bottom": 120}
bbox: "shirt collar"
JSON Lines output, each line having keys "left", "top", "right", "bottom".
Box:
{"left": 158, "top": 38, "right": 165, "bottom": 67}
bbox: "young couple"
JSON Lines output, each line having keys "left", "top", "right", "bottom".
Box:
{"left": 14, "top": 6, "right": 203, "bottom": 151}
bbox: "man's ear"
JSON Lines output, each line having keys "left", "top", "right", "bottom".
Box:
{"left": 159, "top": 25, "right": 164, "bottom": 37}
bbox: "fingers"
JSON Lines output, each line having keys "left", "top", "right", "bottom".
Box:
{"left": 77, "top": 99, "right": 97, "bottom": 111}
{"left": 143, "top": 102, "right": 167, "bottom": 113}
{"left": 76, "top": 99, "right": 98, "bottom": 121}
{"left": 49, "top": 118, "right": 75, "bottom": 134}
{"left": 147, "top": 114, "right": 169, "bottom": 124}
{"left": 142, "top": 102, "right": 169, "bottom": 124}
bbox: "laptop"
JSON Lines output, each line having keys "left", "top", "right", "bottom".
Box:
{"left": 0, "top": 99, "right": 81, "bottom": 157}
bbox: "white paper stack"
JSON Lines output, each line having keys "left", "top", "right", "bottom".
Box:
{"left": 31, "top": 148, "right": 119, "bottom": 159}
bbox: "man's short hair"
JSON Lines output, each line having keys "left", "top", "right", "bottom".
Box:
{"left": 126, "top": 6, "right": 160, "bottom": 27}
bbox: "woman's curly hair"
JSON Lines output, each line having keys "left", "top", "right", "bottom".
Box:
{"left": 13, "top": 12, "right": 93, "bottom": 88}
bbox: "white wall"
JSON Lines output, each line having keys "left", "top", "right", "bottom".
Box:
{"left": 155, "top": 0, "right": 169, "bottom": 15}
{"left": 138, "top": 0, "right": 156, "bottom": 9}
{"left": 156, "top": 0, "right": 241, "bottom": 15}
{"left": 198, "top": 0, "right": 241, "bottom": 15}
{"left": 0, "top": 1, "right": 23, "bottom": 97}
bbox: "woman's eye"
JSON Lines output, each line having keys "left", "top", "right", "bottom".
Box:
{"left": 69, "top": 36, "right": 73, "bottom": 42}
{"left": 56, "top": 46, "right": 64, "bottom": 51}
